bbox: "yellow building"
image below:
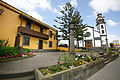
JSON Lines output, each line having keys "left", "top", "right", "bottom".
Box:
{"left": 0, "top": 0, "right": 57, "bottom": 51}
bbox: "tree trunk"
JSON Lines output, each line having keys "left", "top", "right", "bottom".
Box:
{"left": 77, "top": 40, "right": 79, "bottom": 48}
{"left": 82, "top": 40, "right": 84, "bottom": 47}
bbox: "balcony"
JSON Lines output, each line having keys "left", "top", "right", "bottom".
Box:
{"left": 18, "top": 26, "right": 49, "bottom": 40}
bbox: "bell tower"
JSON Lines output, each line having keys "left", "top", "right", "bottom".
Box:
{"left": 96, "top": 13, "right": 108, "bottom": 48}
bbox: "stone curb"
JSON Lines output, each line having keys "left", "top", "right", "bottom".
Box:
{"left": 0, "top": 71, "right": 35, "bottom": 79}
{"left": 0, "top": 55, "right": 35, "bottom": 63}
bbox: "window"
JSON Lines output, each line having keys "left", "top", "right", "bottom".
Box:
{"left": 23, "top": 36, "right": 30, "bottom": 46}
{"left": 102, "top": 30, "right": 104, "bottom": 34}
{"left": 40, "top": 26, "right": 43, "bottom": 33}
{"left": 54, "top": 36, "right": 56, "bottom": 40}
{"left": 50, "top": 31, "right": 52, "bottom": 38}
{"left": 101, "top": 25, "right": 104, "bottom": 29}
{"left": 49, "top": 41, "right": 52, "bottom": 47}
{"left": 26, "top": 21, "right": 31, "bottom": 29}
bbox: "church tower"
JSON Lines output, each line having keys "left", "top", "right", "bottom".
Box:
{"left": 96, "top": 13, "right": 108, "bottom": 48}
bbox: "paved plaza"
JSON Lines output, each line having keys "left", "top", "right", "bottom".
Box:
{"left": 0, "top": 52, "right": 98, "bottom": 74}
{"left": 0, "top": 52, "right": 119, "bottom": 80}
{"left": 0, "top": 52, "right": 61, "bottom": 74}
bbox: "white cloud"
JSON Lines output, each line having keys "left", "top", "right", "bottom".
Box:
{"left": 28, "top": 10, "right": 43, "bottom": 21}
{"left": 58, "top": 3, "right": 64, "bottom": 10}
{"left": 71, "top": 0, "right": 78, "bottom": 7}
{"left": 108, "top": 34, "right": 120, "bottom": 43}
{"left": 3, "top": 0, "right": 52, "bottom": 11}
{"left": 89, "top": 0, "right": 120, "bottom": 13}
{"left": 86, "top": 15, "right": 95, "bottom": 18}
{"left": 52, "top": 8, "right": 62, "bottom": 15}
{"left": 3, "top": 0, "right": 35, "bottom": 11}
{"left": 29, "top": 0, "right": 52, "bottom": 10}
{"left": 107, "top": 20, "right": 119, "bottom": 27}
{"left": 3, "top": 0, "right": 60, "bottom": 19}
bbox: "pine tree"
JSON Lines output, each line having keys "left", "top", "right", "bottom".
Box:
{"left": 54, "top": 2, "right": 87, "bottom": 48}
{"left": 54, "top": 2, "right": 75, "bottom": 41}
{"left": 72, "top": 11, "right": 88, "bottom": 48}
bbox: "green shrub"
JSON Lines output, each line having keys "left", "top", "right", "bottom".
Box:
{"left": 0, "top": 39, "right": 24, "bottom": 56}
{"left": 0, "top": 39, "right": 32, "bottom": 57}
{"left": 0, "top": 39, "right": 10, "bottom": 47}
{"left": 110, "top": 43, "right": 114, "bottom": 48}
{"left": 109, "top": 48, "right": 117, "bottom": 52}
{"left": 0, "top": 47, "right": 18, "bottom": 56}
{"left": 24, "top": 48, "right": 32, "bottom": 53}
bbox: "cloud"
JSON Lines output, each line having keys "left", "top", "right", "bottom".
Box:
{"left": 29, "top": 0, "right": 52, "bottom": 10}
{"left": 71, "top": 0, "right": 78, "bottom": 7}
{"left": 28, "top": 10, "right": 43, "bottom": 21}
{"left": 3, "top": 0, "right": 35, "bottom": 11}
{"left": 3, "top": 0, "right": 60, "bottom": 18}
{"left": 52, "top": 8, "right": 62, "bottom": 15}
{"left": 108, "top": 34, "right": 120, "bottom": 43}
{"left": 89, "top": 0, "right": 120, "bottom": 13}
{"left": 107, "top": 20, "right": 119, "bottom": 27}
{"left": 58, "top": 3, "right": 64, "bottom": 10}
{"left": 86, "top": 15, "right": 95, "bottom": 18}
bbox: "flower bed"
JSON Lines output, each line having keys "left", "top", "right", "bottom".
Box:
{"left": 33, "top": 52, "right": 119, "bottom": 80}
{"left": 39, "top": 54, "right": 101, "bottom": 76}
{"left": 0, "top": 39, "right": 35, "bottom": 63}
{"left": 0, "top": 52, "right": 34, "bottom": 63}
{"left": 34, "top": 58, "right": 104, "bottom": 80}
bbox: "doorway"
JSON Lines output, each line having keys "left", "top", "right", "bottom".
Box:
{"left": 38, "top": 40, "right": 43, "bottom": 49}
{"left": 86, "top": 42, "right": 91, "bottom": 48}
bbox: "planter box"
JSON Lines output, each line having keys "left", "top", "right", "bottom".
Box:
{"left": 34, "top": 59, "right": 105, "bottom": 80}
{"left": 111, "top": 53, "right": 119, "bottom": 61}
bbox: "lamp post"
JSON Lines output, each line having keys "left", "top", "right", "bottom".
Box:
{"left": 106, "top": 38, "right": 109, "bottom": 53}
{"left": 0, "top": 9, "right": 4, "bottom": 15}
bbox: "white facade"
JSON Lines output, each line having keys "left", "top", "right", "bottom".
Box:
{"left": 94, "top": 30, "right": 101, "bottom": 47}
{"left": 79, "top": 26, "right": 102, "bottom": 48}
{"left": 79, "top": 13, "right": 108, "bottom": 48}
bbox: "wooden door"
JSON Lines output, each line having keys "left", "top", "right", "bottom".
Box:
{"left": 38, "top": 40, "right": 43, "bottom": 49}
{"left": 87, "top": 42, "right": 91, "bottom": 48}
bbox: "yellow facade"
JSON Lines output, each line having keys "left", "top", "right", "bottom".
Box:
{"left": 44, "top": 29, "right": 57, "bottom": 50}
{"left": 0, "top": 1, "right": 57, "bottom": 50}
{"left": 57, "top": 47, "right": 82, "bottom": 52}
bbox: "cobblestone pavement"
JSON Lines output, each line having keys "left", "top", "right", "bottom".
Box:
{"left": 87, "top": 56, "right": 120, "bottom": 80}
{"left": 0, "top": 52, "right": 97, "bottom": 74}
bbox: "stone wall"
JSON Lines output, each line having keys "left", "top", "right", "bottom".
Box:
{"left": 111, "top": 53, "right": 119, "bottom": 61}
{"left": 34, "top": 59, "right": 104, "bottom": 80}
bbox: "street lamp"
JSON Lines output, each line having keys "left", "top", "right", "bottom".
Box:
{"left": 105, "top": 38, "right": 109, "bottom": 53}
{"left": 0, "top": 9, "right": 4, "bottom": 15}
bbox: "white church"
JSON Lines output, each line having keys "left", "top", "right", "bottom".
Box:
{"left": 80, "top": 13, "right": 108, "bottom": 49}
{"left": 59, "top": 13, "right": 108, "bottom": 49}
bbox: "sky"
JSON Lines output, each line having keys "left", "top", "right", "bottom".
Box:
{"left": 2, "top": 0, "right": 120, "bottom": 44}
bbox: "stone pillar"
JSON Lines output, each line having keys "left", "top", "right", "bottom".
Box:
{"left": 69, "top": 24, "right": 75, "bottom": 54}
